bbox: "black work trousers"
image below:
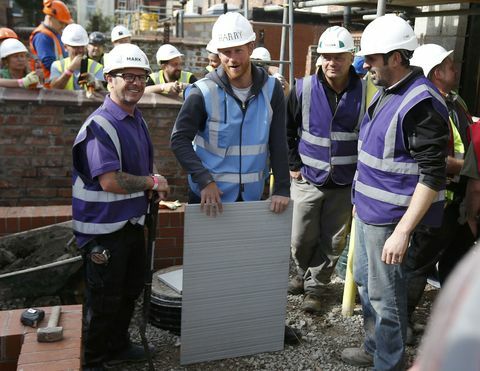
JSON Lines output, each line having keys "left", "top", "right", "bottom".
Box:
{"left": 82, "top": 222, "right": 146, "bottom": 366}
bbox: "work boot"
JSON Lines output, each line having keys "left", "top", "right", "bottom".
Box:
{"left": 301, "top": 294, "right": 322, "bottom": 314}
{"left": 104, "top": 343, "right": 154, "bottom": 367}
{"left": 287, "top": 276, "right": 304, "bottom": 295}
{"left": 341, "top": 347, "right": 374, "bottom": 367}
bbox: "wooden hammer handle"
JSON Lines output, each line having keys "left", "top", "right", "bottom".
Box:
{"left": 48, "top": 306, "right": 61, "bottom": 327}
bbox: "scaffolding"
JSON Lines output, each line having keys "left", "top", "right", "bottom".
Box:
{"left": 115, "top": 1, "right": 171, "bottom": 34}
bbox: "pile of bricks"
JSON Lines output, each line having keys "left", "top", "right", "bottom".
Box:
{"left": 0, "top": 305, "right": 82, "bottom": 371}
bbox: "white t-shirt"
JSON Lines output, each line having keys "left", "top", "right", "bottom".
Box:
{"left": 231, "top": 85, "right": 252, "bottom": 103}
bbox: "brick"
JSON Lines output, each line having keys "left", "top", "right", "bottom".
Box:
{"left": 157, "top": 247, "right": 183, "bottom": 259}
{"left": 156, "top": 237, "right": 176, "bottom": 249}
{"left": 159, "top": 227, "right": 183, "bottom": 238}
{"left": 154, "top": 258, "right": 175, "bottom": 269}
{"left": 21, "top": 337, "right": 81, "bottom": 353}
{"left": 0, "top": 334, "right": 22, "bottom": 360}
{"left": 18, "top": 347, "right": 80, "bottom": 364}
{"left": 16, "top": 358, "right": 81, "bottom": 371}
{"left": 5, "top": 218, "right": 18, "bottom": 234}
{"left": 18, "top": 217, "right": 32, "bottom": 232}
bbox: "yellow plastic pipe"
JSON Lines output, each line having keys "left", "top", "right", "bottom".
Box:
{"left": 342, "top": 218, "right": 357, "bottom": 317}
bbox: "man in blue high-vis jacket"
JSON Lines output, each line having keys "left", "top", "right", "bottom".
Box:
{"left": 171, "top": 12, "right": 290, "bottom": 216}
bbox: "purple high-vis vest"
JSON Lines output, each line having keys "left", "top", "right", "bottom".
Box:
{"left": 353, "top": 75, "right": 449, "bottom": 226}
{"left": 72, "top": 102, "right": 153, "bottom": 247}
{"left": 296, "top": 74, "right": 364, "bottom": 186}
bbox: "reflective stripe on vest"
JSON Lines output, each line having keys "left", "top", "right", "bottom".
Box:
{"left": 354, "top": 77, "right": 449, "bottom": 225}
{"left": 72, "top": 115, "right": 146, "bottom": 235}
{"left": 187, "top": 77, "right": 275, "bottom": 201}
{"left": 150, "top": 70, "right": 192, "bottom": 85}
{"left": 297, "top": 74, "right": 364, "bottom": 185}
{"left": 56, "top": 57, "right": 102, "bottom": 91}
{"left": 358, "top": 84, "right": 445, "bottom": 176}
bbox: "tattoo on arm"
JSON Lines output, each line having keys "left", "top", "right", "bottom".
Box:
{"left": 115, "top": 172, "right": 148, "bottom": 194}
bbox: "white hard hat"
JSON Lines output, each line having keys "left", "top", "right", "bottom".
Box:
{"left": 410, "top": 44, "right": 453, "bottom": 77}
{"left": 317, "top": 26, "right": 354, "bottom": 54}
{"left": 103, "top": 43, "right": 151, "bottom": 74}
{"left": 206, "top": 40, "right": 217, "bottom": 54}
{"left": 211, "top": 12, "right": 256, "bottom": 50}
{"left": 0, "top": 38, "right": 28, "bottom": 58}
{"left": 61, "top": 23, "right": 89, "bottom": 47}
{"left": 251, "top": 47, "right": 271, "bottom": 62}
{"left": 357, "top": 15, "right": 418, "bottom": 56}
{"left": 111, "top": 25, "right": 132, "bottom": 42}
{"left": 156, "top": 44, "right": 183, "bottom": 64}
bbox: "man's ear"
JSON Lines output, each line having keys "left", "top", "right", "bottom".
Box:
{"left": 248, "top": 42, "right": 255, "bottom": 55}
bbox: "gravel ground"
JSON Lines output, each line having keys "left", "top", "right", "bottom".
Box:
{"left": 108, "top": 277, "right": 438, "bottom": 371}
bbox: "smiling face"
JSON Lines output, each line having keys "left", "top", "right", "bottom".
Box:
{"left": 162, "top": 57, "right": 183, "bottom": 82}
{"left": 217, "top": 42, "right": 254, "bottom": 88}
{"left": 319, "top": 52, "right": 353, "bottom": 84}
{"left": 87, "top": 43, "right": 104, "bottom": 59}
{"left": 107, "top": 67, "right": 147, "bottom": 114}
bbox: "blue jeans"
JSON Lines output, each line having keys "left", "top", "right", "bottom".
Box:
{"left": 353, "top": 216, "right": 407, "bottom": 371}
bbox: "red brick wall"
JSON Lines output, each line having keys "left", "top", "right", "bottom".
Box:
{"left": 0, "top": 88, "right": 189, "bottom": 207}
{"left": 0, "top": 206, "right": 185, "bottom": 269}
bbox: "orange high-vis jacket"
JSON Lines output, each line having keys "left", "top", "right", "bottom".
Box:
{"left": 29, "top": 23, "right": 64, "bottom": 84}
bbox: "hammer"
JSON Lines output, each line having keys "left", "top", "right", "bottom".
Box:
{"left": 37, "top": 305, "right": 63, "bottom": 342}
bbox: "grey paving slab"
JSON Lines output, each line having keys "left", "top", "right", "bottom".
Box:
{"left": 180, "top": 200, "right": 293, "bottom": 365}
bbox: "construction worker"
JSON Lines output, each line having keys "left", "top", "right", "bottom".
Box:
{"left": 87, "top": 31, "right": 107, "bottom": 65}
{"left": 145, "top": 44, "right": 197, "bottom": 96}
{"left": 0, "top": 38, "right": 41, "bottom": 88}
{"left": 170, "top": 11, "right": 290, "bottom": 216}
{"left": 0, "top": 27, "right": 18, "bottom": 44}
{"left": 286, "top": 26, "right": 364, "bottom": 314}
{"left": 405, "top": 43, "right": 476, "bottom": 336}
{"left": 72, "top": 43, "right": 169, "bottom": 370}
{"left": 205, "top": 40, "right": 220, "bottom": 73}
{"left": 462, "top": 120, "right": 480, "bottom": 237}
{"left": 50, "top": 23, "right": 104, "bottom": 92}
{"left": 341, "top": 15, "right": 450, "bottom": 370}
{"left": 29, "top": 0, "right": 72, "bottom": 83}
{"left": 110, "top": 25, "right": 132, "bottom": 46}
{"left": 251, "top": 46, "right": 289, "bottom": 95}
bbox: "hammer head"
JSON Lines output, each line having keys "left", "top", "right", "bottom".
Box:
{"left": 37, "top": 326, "right": 63, "bottom": 342}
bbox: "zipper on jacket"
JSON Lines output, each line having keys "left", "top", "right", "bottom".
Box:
{"left": 238, "top": 96, "right": 253, "bottom": 198}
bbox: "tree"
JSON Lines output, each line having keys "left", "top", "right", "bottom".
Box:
{"left": 86, "top": 11, "right": 114, "bottom": 33}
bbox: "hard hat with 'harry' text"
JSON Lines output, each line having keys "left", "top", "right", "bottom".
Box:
{"left": 211, "top": 12, "right": 256, "bottom": 50}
